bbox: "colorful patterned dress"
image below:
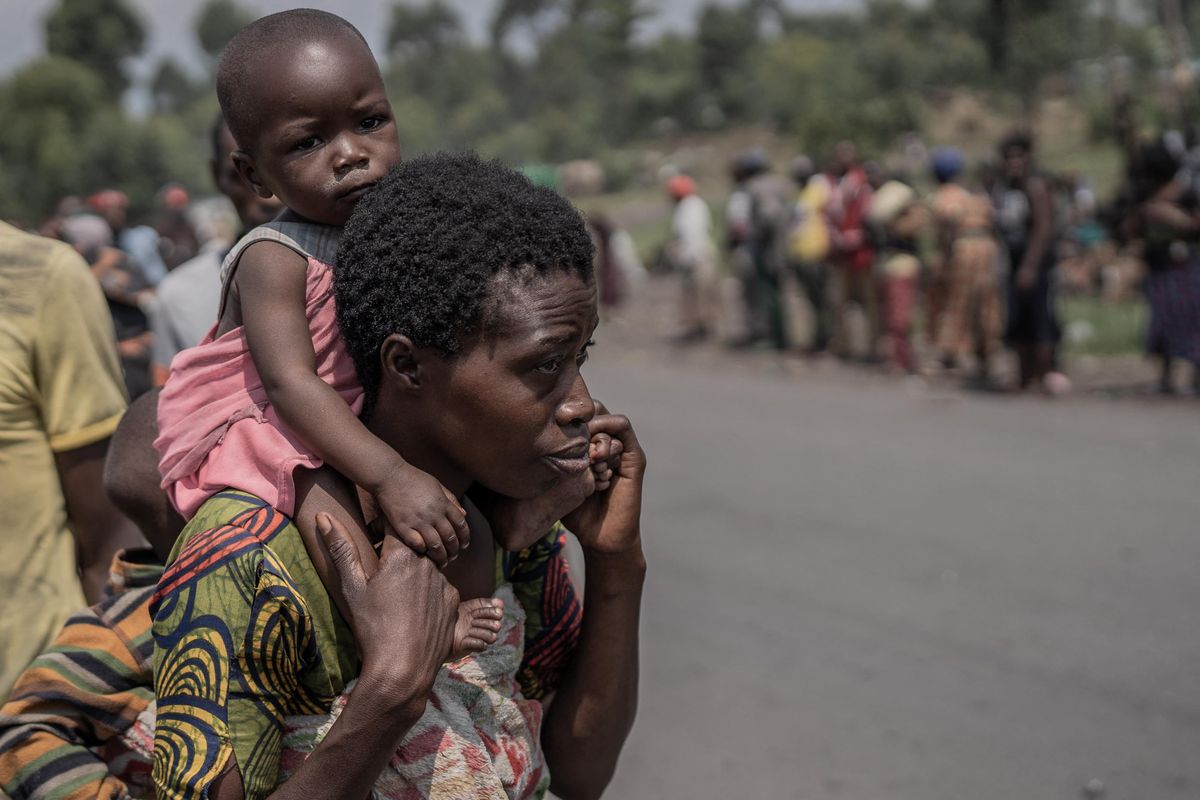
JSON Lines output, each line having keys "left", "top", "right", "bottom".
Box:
{"left": 150, "top": 491, "right": 580, "bottom": 800}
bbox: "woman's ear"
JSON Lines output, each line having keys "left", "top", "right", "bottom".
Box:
{"left": 232, "top": 151, "right": 274, "bottom": 200}
{"left": 380, "top": 334, "right": 422, "bottom": 391}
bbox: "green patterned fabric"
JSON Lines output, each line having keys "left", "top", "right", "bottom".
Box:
{"left": 151, "top": 491, "right": 581, "bottom": 800}
{"left": 151, "top": 492, "right": 357, "bottom": 800}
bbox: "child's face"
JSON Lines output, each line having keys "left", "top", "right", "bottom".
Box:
{"left": 235, "top": 34, "right": 401, "bottom": 226}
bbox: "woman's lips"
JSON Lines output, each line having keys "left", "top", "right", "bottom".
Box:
{"left": 543, "top": 443, "right": 590, "bottom": 474}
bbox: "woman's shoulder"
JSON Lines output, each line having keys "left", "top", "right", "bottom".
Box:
{"left": 153, "top": 493, "right": 325, "bottom": 616}
{"left": 151, "top": 491, "right": 355, "bottom": 672}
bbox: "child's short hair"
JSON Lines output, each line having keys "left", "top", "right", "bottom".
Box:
{"left": 216, "top": 9, "right": 369, "bottom": 152}
{"left": 335, "top": 152, "right": 595, "bottom": 409}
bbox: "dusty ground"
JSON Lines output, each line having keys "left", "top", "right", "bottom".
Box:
{"left": 584, "top": 280, "right": 1200, "bottom": 800}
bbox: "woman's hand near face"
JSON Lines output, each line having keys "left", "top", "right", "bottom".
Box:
{"left": 562, "top": 413, "right": 646, "bottom": 556}
{"left": 542, "top": 411, "right": 646, "bottom": 800}
{"left": 315, "top": 512, "right": 460, "bottom": 712}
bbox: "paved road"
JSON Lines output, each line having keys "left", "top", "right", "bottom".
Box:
{"left": 583, "top": 334, "right": 1200, "bottom": 800}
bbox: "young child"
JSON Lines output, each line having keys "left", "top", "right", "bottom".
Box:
{"left": 154, "top": 11, "right": 595, "bottom": 649}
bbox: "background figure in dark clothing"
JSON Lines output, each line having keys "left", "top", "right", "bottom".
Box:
{"left": 744, "top": 154, "right": 796, "bottom": 351}
{"left": 726, "top": 154, "right": 760, "bottom": 343}
{"left": 993, "top": 132, "right": 1066, "bottom": 392}
{"left": 59, "top": 210, "right": 156, "bottom": 399}
{"left": 1136, "top": 139, "right": 1200, "bottom": 394}
{"left": 589, "top": 213, "right": 626, "bottom": 310}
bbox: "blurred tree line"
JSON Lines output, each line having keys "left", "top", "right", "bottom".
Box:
{"left": 0, "top": 0, "right": 1186, "bottom": 222}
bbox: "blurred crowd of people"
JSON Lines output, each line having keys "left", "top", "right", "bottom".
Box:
{"left": 663, "top": 132, "right": 1200, "bottom": 396}
{"left": 0, "top": 116, "right": 282, "bottom": 695}
{"left": 33, "top": 120, "right": 283, "bottom": 401}
{"left": 21, "top": 120, "right": 1200, "bottom": 404}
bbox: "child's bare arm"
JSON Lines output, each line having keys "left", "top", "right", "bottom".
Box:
{"left": 235, "top": 241, "right": 468, "bottom": 564}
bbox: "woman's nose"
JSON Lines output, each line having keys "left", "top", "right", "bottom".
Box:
{"left": 557, "top": 372, "right": 596, "bottom": 428}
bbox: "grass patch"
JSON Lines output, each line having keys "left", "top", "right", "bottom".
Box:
{"left": 1061, "top": 296, "right": 1146, "bottom": 357}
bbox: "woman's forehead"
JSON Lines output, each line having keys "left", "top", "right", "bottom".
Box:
{"left": 487, "top": 269, "right": 597, "bottom": 339}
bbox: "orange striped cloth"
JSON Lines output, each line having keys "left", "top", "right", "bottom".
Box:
{"left": 0, "top": 550, "right": 161, "bottom": 800}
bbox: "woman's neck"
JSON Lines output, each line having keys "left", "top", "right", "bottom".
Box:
{"left": 366, "top": 415, "right": 471, "bottom": 499}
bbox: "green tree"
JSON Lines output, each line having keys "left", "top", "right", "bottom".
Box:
{"left": 388, "top": 0, "right": 462, "bottom": 60}
{"left": 626, "top": 33, "right": 703, "bottom": 133}
{"left": 490, "top": 0, "right": 560, "bottom": 52}
{"left": 517, "top": 0, "right": 647, "bottom": 144}
{"left": 0, "top": 56, "right": 107, "bottom": 218}
{"left": 386, "top": 0, "right": 465, "bottom": 116}
{"left": 696, "top": 1, "right": 763, "bottom": 123}
{"left": 384, "top": 1, "right": 500, "bottom": 153}
{"left": 0, "top": 54, "right": 210, "bottom": 223}
{"left": 44, "top": 0, "right": 145, "bottom": 99}
{"left": 196, "top": 0, "right": 256, "bottom": 63}
{"left": 151, "top": 58, "right": 201, "bottom": 115}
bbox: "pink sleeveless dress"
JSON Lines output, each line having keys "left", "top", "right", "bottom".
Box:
{"left": 154, "top": 221, "right": 363, "bottom": 519}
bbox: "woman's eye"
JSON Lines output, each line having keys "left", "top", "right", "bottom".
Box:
{"left": 534, "top": 359, "right": 562, "bottom": 375}
{"left": 576, "top": 339, "right": 595, "bottom": 365}
{"left": 294, "top": 136, "right": 321, "bottom": 152}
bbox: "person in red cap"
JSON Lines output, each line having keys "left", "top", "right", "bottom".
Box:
{"left": 154, "top": 182, "right": 201, "bottom": 268}
{"left": 665, "top": 173, "right": 720, "bottom": 341}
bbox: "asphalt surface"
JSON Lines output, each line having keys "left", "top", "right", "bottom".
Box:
{"left": 584, "top": 324, "right": 1200, "bottom": 800}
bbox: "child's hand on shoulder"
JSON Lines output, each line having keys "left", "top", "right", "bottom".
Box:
{"left": 372, "top": 461, "right": 469, "bottom": 568}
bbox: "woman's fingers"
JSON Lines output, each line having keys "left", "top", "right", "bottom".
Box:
{"left": 390, "top": 524, "right": 431, "bottom": 557}
{"left": 317, "top": 512, "right": 371, "bottom": 596}
{"left": 417, "top": 525, "right": 449, "bottom": 568}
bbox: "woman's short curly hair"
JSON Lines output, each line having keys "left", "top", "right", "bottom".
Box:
{"left": 335, "top": 151, "right": 595, "bottom": 407}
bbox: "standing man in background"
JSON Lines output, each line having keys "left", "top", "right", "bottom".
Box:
{"left": 930, "top": 148, "right": 1003, "bottom": 382}
{"left": 0, "top": 222, "right": 145, "bottom": 698}
{"left": 744, "top": 154, "right": 796, "bottom": 351}
{"left": 826, "top": 141, "right": 879, "bottom": 360}
{"left": 83, "top": 190, "right": 166, "bottom": 399}
{"left": 667, "top": 174, "right": 721, "bottom": 341}
{"left": 787, "top": 155, "right": 833, "bottom": 354}
{"left": 726, "top": 155, "right": 760, "bottom": 344}
{"left": 994, "top": 132, "right": 1068, "bottom": 393}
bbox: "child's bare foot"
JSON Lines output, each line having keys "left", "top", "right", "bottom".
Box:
{"left": 450, "top": 597, "right": 505, "bottom": 660}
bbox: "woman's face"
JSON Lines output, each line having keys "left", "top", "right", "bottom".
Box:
{"left": 423, "top": 268, "right": 599, "bottom": 518}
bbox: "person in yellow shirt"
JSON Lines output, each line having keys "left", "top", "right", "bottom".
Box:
{"left": 0, "top": 221, "right": 145, "bottom": 698}
{"left": 787, "top": 155, "right": 834, "bottom": 353}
